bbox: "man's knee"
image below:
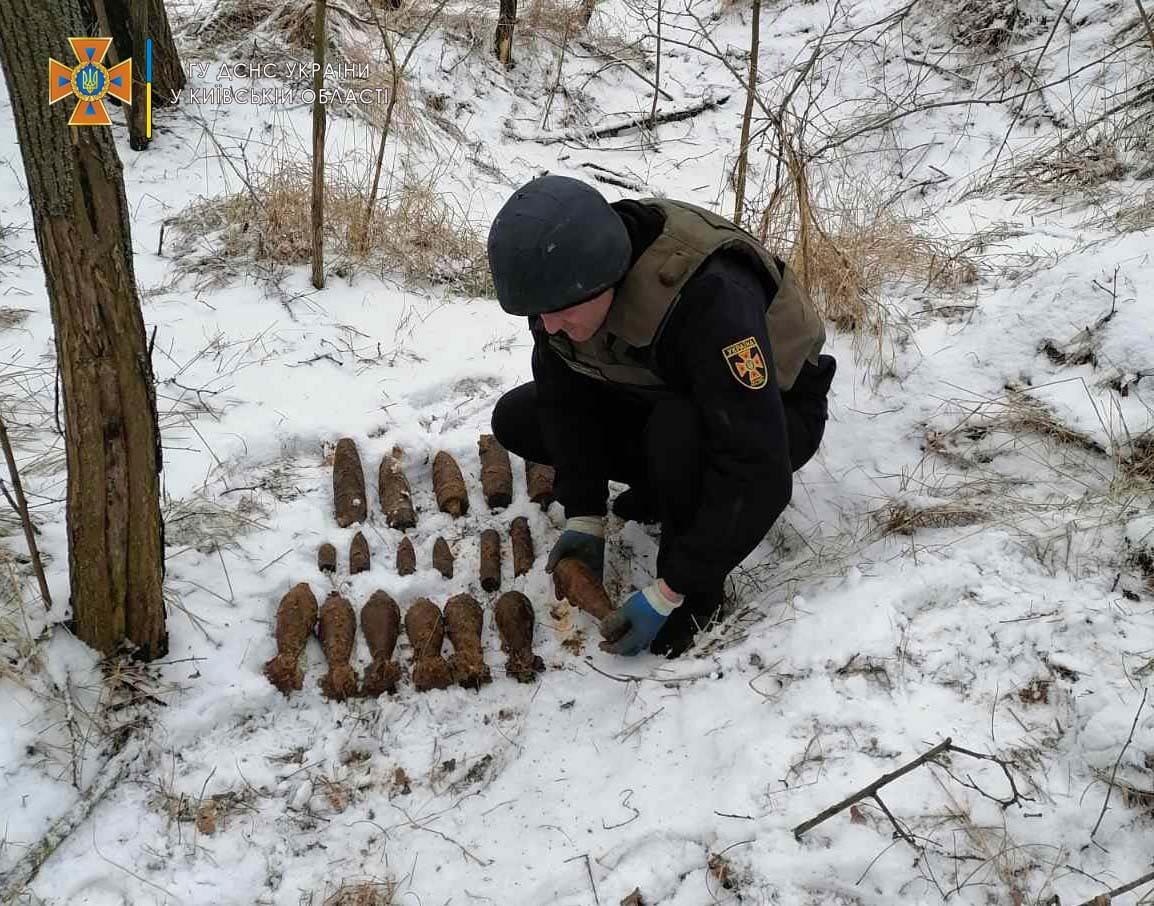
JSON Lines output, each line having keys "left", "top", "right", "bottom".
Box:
{"left": 491, "top": 382, "right": 548, "bottom": 463}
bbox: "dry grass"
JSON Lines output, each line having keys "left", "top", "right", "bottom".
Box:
{"left": 168, "top": 156, "right": 492, "bottom": 295}
{"left": 0, "top": 308, "right": 32, "bottom": 331}
{"left": 949, "top": 0, "right": 1047, "bottom": 51}
{"left": 317, "top": 880, "right": 397, "bottom": 906}
{"left": 1106, "top": 186, "right": 1154, "bottom": 234}
{"left": 163, "top": 493, "right": 270, "bottom": 553}
{"left": 759, "top": 173, "right": 979, "bottom": 337}
{"left": 996, "top": 392, "right": 1106, "bottom": 456}
{"left": 877, "top": 500, "right": 990, "bottom": 536}
{"left": 1121, "top": 431, "right": 1154, "bottom": 484}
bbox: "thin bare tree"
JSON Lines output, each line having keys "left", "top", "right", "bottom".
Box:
{"left": 312, "top": 0, "right": 327, "bottom": 289}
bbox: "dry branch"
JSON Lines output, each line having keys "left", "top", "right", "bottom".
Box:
{"left": 0, "top": 736, "right": 141, "bottom": 899}
{"left": 0, "top": 413, "right": 51, "bottom": 609}
{"left": 794, "top": 738, "right": 1031, "bottom": 841}
{"left": 523, "top": 95, "right": 730, "bottom": 145}
{"left": 793, "top": 738, "right": 952, "bottom": 839}
{"left": 1091, "top": 688, "right": 1148, "bottom": 839}
{"left": 1072, "top": 869, "right": 1154, "bottom": 905}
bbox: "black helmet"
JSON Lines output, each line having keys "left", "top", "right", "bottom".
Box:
{"left": 487, "top": 174, "right": 632, "bottom": 317}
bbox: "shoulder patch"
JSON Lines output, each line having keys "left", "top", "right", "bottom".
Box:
{"left": 722, "top": 337, "right": 768, "bottom": 390}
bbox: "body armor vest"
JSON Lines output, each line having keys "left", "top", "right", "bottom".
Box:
{"left": 546, "top": 198, "right": 826, "bottom": 393}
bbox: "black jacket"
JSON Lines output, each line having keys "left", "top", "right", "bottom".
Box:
{"left": 529, "top": 200, "right": 796, "bottom": 596}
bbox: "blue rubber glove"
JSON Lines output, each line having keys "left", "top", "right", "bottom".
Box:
{"left": 545, "top": 516, "right": 606, "bottom": 579}
{"left": 600, "top": 582, "right": 683, "bottom": 656}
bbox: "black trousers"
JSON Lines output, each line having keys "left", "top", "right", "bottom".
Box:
{"left": 492, "top": 355, "right": 836, "bottom": 654}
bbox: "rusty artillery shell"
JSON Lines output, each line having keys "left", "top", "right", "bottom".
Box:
{"left": 479, "top": 529, "right": 501, "bottom": 593}
{"left": 318, "top": 592, "right": 359, "bottom": 700}
{"left": 510, "top": 517, "right": 534, "bottom": 577}
{"left": 361, "top": 590, "right": 402, "bottom": 696}
{"left": 318, "top": 543, "right": 337, "bottom": 574}
{"left": 333, "top": 438, "right": 368, "bottom": 527}
{"left": 432, "top": 451, "right": 469, "bottom": 517}
{"left": 349, "top": 531, "right": 370, "bottom": 575}
{"left": 525, "top": 462, "right": 555, "bottom": 508}
{"left": 396, "top": 536, "right": 416, "bottom": 576}
{"left": 404, "top": 598, "right": 453, "bottom": 692}
{"left": 478, "top": 434, "right": 513, "bottom": 509}
{"left": 552, "top": 558, "right": 614, "bottom": 621}
{"left": 263, "top": 583, "right": 319, "bottom": 695}
{"left": 379, "top": 446, "right": 417, "bottom": 531}
{"left": 495, "top": 591, "right": 544, "bottom": 683}
{"left": 444, "top": 593, "right": 492, "bottom": 689}
{"left": 432, "top": 536, "right": 454, "bottom": 579}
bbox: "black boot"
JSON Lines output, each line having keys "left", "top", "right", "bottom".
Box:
{"left": 611, "top": 486, "right": 659, "bottom": 524}
{"left": 649, "top": 588, "right": 724, "bottom": 658}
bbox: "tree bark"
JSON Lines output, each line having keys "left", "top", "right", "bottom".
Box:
{"left": 311, "top": 0, "right": 326, "bottom": 290}
{"left": 0, "top": 0, "right": 168, "bottom": 659}
{"left": 84, "top": 0, "right": 186, "bottom": 150}
{"left": 494, "top": 0, "right": 516, "bottom": 67}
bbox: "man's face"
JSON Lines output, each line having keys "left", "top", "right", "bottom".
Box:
{"left": 539, "top": 288, "right": 614, "bottom": 342}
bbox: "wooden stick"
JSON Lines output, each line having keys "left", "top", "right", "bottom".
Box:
{"left": 792, "top": 739, "right": 952, "bottom": 839}
{"left": 1073, "top": 869, "right": 1154, "bottom": 905}
{"left": 1136, "top": 0, "right": 1154, "bottom": 53}
{"left": 526, "top": 95, "right": 730, "bottom": 145}
{"left": 0, "top": 736, "right": 140, "bottom": 899}
{"left": 0, "top": 414, "right": 52, "bottom": 610}
{"left": 1091, "top": 688, "right": 1147, "bottom": 839}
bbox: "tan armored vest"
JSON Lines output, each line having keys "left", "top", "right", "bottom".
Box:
{"left": 547, "top": 198, "right": 826, "bottom": 393}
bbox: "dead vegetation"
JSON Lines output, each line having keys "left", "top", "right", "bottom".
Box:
{"left": 303, "top": 879, "right": 397, "bottom": 906}
{"left": 877, "top": 499, "right": 990, "bottom": 536}
{"left": 939, "top": 0, "right": 1050, "bottom": 52}
{"left": 0, "top": 307, "right": 32, "bottom": 330}
{"left": 167, "top": 156, "right": 491, "bottom": 295}
{"left": 762, "top": 186, "right": 980, "bottom": 334}
{"left": 1120, "top": 431, "right": 1154, "bottom": 484}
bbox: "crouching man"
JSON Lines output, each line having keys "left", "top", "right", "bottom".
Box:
{"left": 488, "top": 175, "right": 836, "bottom": 657}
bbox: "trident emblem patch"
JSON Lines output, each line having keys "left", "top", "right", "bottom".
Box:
{"left": 722, "top": 336, "right": 768, "bottom": 390}
{"left": 48, "top": 38, "right": 132, "bottom": 127}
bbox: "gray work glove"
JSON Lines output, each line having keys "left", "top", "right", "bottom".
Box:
{"left": 545, "top": 516, "right": 605, "bottom": 579}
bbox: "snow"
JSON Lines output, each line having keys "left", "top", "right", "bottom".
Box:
{"left": 1, "top": 0, "right": 1152, "bottom": 903}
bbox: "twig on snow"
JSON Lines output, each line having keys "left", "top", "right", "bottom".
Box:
{"left": 793, "top": 738, "right": 952, "bottom": 839}
{"left": 0, "top": 735, "right": 141, "bottom": 900}
{"left": 1071, "top": 868, "right": 1154, "bottom": 905}
{"left": 794, "top": 737, "right": 1032, "bottom": 841}
{"left": 1091, "top": 688, "right": 1148, "bottom": 840}
{"left": 518, "top": 95, "right": 730, "bottom": 145}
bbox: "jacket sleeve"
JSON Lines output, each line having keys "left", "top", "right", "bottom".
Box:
{"left": 530, "top": 321, "right": 611, "bottom": 518}
{"left": 655, "top": 256, "right": 794, "bottom": 596}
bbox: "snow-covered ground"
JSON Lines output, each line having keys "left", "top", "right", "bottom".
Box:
{"left": 1, "top": 0, "right": 1152, "bottom": 903}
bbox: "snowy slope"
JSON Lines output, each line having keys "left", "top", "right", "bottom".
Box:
{"left": 1, "top": 0, "right": 1152, "bottom": 903}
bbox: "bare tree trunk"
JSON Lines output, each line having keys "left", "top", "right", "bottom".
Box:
{"left": 649, "top": 0, "right": 661, "bottom": 124}
{"left": 733, "top": 0, "right": 760, "bottom": 226}
{"left": 84, "top": 0, "right": 186, "bottom": 150}
{"left": 495, "top": 0, "right": 516, "bottom": 67}
{"left": 0, "top": 0, "right": 167, "bottom": 659}
{"left": 311, "top": 0, "right": 326, "bottom": 290}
